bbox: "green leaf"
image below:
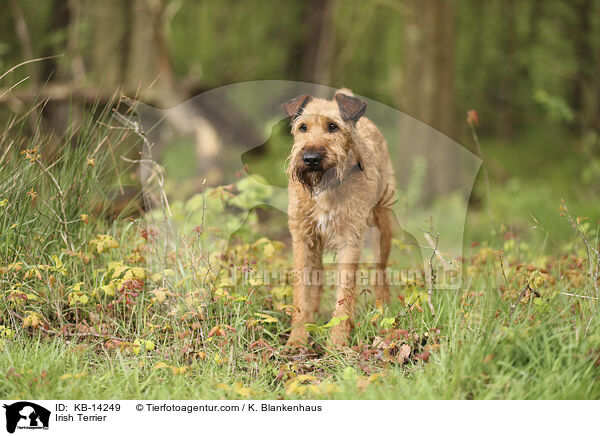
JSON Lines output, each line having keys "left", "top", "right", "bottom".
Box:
{"left": 380, "top": 317, "right": 396, "bottom": 328}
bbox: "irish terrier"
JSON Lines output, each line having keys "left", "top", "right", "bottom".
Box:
{"left": 281, "top": 89, "right": 396, "bottom": 348}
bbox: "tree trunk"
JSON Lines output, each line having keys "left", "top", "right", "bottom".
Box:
{"left": 497, "top": 0, "right": 517, "bottom": 139}
{"left": 91, "top": 0, "right": 128, "bottom": 88}
{"left": 302, "top": 0, "right": 336, "bottom": 85}
{"left": 399, "top": 0, "right": 458, "bottom": 199}
{"left": 570, "top": 0, "right": 595, "bottom": 133}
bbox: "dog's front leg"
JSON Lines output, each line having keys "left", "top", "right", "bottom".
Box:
{"left": 330, "top": 241, "right": 361, "bottom": 347}
{"left": 286, "top": 237, "right": 323, "bottom": 349}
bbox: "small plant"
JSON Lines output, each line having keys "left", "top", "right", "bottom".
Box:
{"left": 559, "top": 200, "right": 600, "bottom": 296}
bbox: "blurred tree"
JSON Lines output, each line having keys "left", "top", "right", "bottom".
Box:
{"left": 1, "top": 0, "right": 599, "bottom": 157}
{"left": 8, "top": 0, "right": 36, "bottom": 84}
{"left": 569, "top": 0, "right": 596, "bottom": 133}
{"left": 91, "top": 0, "right": 128, "bottom": 89}
{"left": 302, "top": 0, "right": 336, "bottom": 84}
{"left": 498, "top": 0, "right": 517, "bottom": 139}
{"left": 400, "top": 0, "right": 459, "bottom": 198}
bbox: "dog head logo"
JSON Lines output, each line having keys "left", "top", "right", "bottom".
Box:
{"left": 3, "top": 402, "right": 50, "bottom": 433}
{"left": 126, "top": 81, "right": 480, "bottom": 290}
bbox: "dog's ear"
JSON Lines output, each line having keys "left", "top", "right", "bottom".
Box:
{"left": 281, "top": 95, "right": 312, "bottom": 119}
{"left": 335, "top": 93, "right": 367, "bottom": 122}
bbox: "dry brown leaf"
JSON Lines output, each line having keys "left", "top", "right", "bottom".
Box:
{"left": 397, "top": 344, "right": 411, "bottom": 364}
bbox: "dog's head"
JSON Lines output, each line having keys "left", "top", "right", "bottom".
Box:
{"left": 281, "top": 90, "right": 367, "bottom": 193}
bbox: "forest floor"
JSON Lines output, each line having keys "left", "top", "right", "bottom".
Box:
{"left": 1, "top": 107, "right": 599, "bottom": 400}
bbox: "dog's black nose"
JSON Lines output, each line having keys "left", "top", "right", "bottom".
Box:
{"left": 302, "top": 152, "right": 322, "bottom": 167}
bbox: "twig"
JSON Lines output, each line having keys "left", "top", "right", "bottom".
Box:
{"left": 560, "top": 292, "right": 598, "bottom": 300}
{"left": 0, "top": 139, "right": 15, "bottom": 166}
{"left": 0, "top": 54, "right": 63, "bottom": 82}
{"left": 0, "top": 76, "right": 29, "bottom": 100}
{"left": 35, "top": 158, "right": 74, "bottom": 250}
{"left": 509, "top": 283, "right": 531, "bottom": 319}
{"left": 420, "top": 228, "right": 438, "bottom": 317}
{"left": 498, "top": 250, "right": 510, "bottom": 289}
{"left": 113, "top": 110, "right": 172, "bottom": 217}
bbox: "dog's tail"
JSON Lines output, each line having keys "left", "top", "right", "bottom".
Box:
{"left": 334, "top": 88, "right": 354, "bottom": 98}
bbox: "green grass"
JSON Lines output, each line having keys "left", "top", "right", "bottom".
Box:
{"left": 2, "top": 287, "right": 600, "bottom": 399}
{"left": 1, "top": 101, "right": 599, "bottom": 400}
{"left": 465, "top": 124, "right": 600, "bottom": 247}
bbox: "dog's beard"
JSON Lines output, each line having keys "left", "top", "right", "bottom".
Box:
{"left": 294, "top": 164, "right": 343, "bottom": 194}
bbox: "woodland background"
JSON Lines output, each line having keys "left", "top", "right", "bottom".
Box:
{"left": 1, "top": 0, "right": 600, "bottom": 400}
{"left": 1, "top": 0, "right": 600, "bottom": 230}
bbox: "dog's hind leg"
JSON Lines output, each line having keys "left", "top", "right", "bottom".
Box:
{"left": 373, "top": 207, "right": 392, "bottom": 304}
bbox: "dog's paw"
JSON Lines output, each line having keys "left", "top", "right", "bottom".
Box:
{"left": 284, "top": 330, "right": 309, "bottom": 350}
{"left": 284, "top": 339, "right": 307, "bottom": 351}
{"left": 329, "top": 326, "right": 351, "bottom": 348}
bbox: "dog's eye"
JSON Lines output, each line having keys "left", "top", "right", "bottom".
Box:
{"left": 328, "top": 123, "right": 338, "bottom": 132}
{"left": 299, "top": 123, "right": 307, "bottom": 132}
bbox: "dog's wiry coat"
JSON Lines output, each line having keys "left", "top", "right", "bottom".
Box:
{"left": 282, "top": 89, "right": 395, "bottom": 347}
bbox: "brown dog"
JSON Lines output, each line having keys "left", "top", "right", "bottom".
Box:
{"left": 281, "top": 89, "right": 396, "bottom": 348}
